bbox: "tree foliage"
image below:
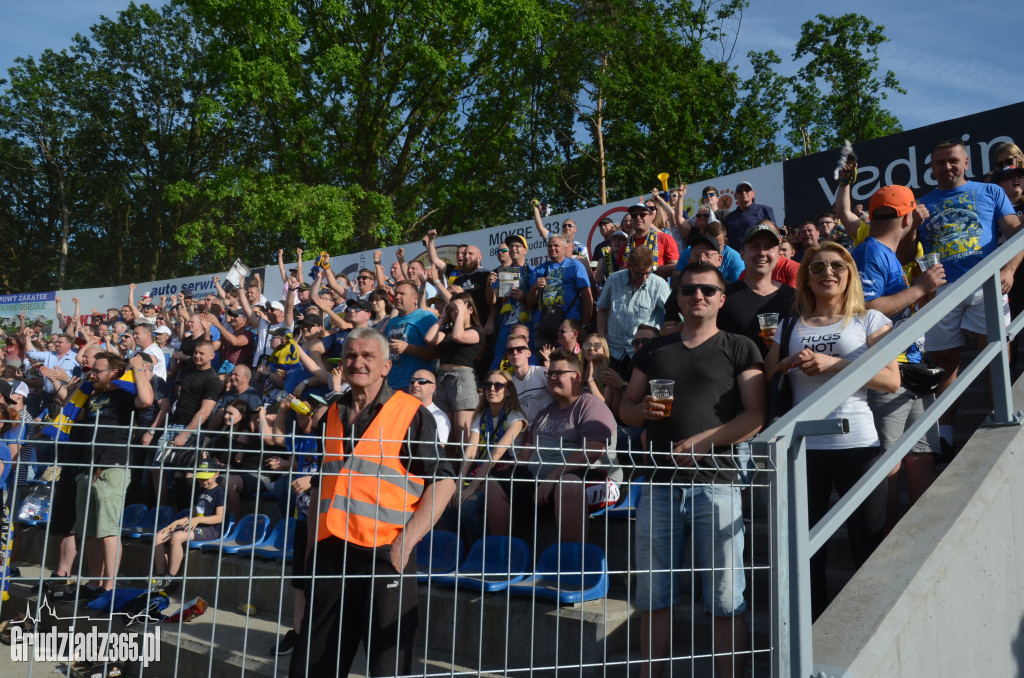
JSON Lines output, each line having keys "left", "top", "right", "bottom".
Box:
{"left": 0, "top": 2, "right": 906, "bottom": 292}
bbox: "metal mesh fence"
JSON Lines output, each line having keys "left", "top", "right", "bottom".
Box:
{"left": 0, "top": 417, "right": 777, "bottom": 677}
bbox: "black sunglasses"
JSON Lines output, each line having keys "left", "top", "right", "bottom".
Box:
{"left": 631, "top": 337, "right": 652, "bottom": 348}
{"left": 505, "top": 346, "right": 529, "bottom": 355}
{"left": 484, "top": 382, "right": 506, "bottom": 391}
{"left": 678, "top": 283, "right": 722, "bottom": 297}
{"left": 409, "top": 378, "right": 434, "bottom": 386}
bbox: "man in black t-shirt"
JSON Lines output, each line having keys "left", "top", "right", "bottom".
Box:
{"left": 621, "top": 261, "right": 765, "bottom": 678}
{"left": 155, "top": 340, "right": 223, "bottom": 462}
{"left": 452, "top": 245, "right": 491, "bottom": 324}
{"left": 72, "top": 351, "right": 154, "bottom": 598}
{"left": 719, "top": 222, "right": 796, "bottom": 358}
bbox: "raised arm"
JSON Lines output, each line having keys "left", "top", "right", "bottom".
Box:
{"left": 532, "top": 201, "right": 551, "bottom": 242}
{"left": 422, "top": 230, "right": 448, "bottom": 276}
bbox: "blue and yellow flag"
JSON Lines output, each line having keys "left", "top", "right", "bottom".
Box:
{"left": 42, "top": 370, "right": 138, "bottom": 441}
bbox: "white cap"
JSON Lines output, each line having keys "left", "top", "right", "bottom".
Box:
{"left": 269, "top": 301, "right": 285, "bottom": 312}
{"left": 154, "top": 325, "right": 172, "bottom": 336}
{"left": 11, "top": 381, "right": 29, "bottom": 398}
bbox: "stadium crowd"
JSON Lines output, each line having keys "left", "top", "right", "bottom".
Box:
{"left": 0, "top": 139, "right": 1023, "bottom": 677}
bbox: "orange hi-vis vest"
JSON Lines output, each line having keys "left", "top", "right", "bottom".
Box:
{"left": 317, "top": 391, "right": 425, "bottom": 548}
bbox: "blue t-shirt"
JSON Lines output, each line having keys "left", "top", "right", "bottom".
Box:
{"left": 528, "top": 258, "right": 591, "bottom": 322}
{"left": 852, "top": 237, "right": 921, "bottom": 363}
{"left": 676, "top": 245, "right": 746, "bottom": 283}
{"left": 491, "top": 265, "right": 532, "bottom": 327}
{"left": 0, "top": 442, "right": 11, "bottom": 490}
{"left": 917, "top": 181, "right": 1015, "bottom": 283}
{"left": 383, "top": 309, "right": 437, "bottom": 389}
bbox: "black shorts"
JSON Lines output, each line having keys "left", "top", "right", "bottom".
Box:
{"left": 499, "top": 467, "right": 608, "bottom": 522}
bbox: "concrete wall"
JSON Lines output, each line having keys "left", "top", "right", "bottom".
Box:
{"left": 813, "top": 383, "right": 1024, "bottom": 678}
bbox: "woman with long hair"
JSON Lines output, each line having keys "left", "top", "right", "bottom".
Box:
{"left": 580, "top": 333, "right": 611, "bottom": 402}
{"left": 992, "top": 141, "right": 1024, "bottom": 169}
{"left": 766, "top": 241, "right": 900, "bottom": 619}
{"left": 368, "top": 288, "right": 393, "bottom": 331}
{"left": 459, "top": 370, "right": 528, "bottom": 503}
{"left": 425, "top": 292, "right": 483, "bottom": 446}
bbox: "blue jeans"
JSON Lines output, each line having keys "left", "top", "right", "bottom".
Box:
{"left": 635, "top": 483, "right": 746, "bottom": 617}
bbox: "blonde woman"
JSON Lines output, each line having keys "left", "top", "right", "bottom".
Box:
{"left": 765, "top": 241, "right": 900, "bottom": 619}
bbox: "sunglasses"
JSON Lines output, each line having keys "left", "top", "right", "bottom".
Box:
{"left": 505, "top": 345, "right": 529, "bottom": 355}
{"left": 357, "top": 275, "right": 374, "bottom": 282}
{"left": 808, "top": 260, "right": 848, "bottom": 276}
{"left": 484, "top": 382, "right": 506, "bottom": 391}
{"left": 702, "top": 192, "right": 717, "bottom": 198}
{"left": 631, "top": 337, "right": 652, "bottom": 348}
{"left": 546, "top": 370, "right": 578, "bottom": 379}
{"left": 409, "top": 378, "right": 434, "bottom": 386}
{"left": 678, "top": 284, "right": 722, "bottom": 297}
{"left": 498, "top": 248, "right": 509, "bottom": 253}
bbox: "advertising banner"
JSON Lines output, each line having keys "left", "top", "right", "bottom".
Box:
{"left": 781, "top": 101, "right": 1024, "bottom": 225}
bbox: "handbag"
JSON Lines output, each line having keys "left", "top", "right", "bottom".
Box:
{"left": 539, "top": 285, "right": 581, "bottom": 337}
{"left": 898, "top": 362, "right": 944, "bottom": 396}
{"left": 766, "top": 316, "right": 797, "bottom": 424}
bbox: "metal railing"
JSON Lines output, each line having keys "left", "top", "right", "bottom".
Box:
{"left": 1, "top": 420, "right": 778, "bottom": 677}
{"left": 752, "top": 226, "right": 1024, "bottom": 678}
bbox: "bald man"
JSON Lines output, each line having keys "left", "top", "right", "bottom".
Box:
{"left": 452, "top": 244, "right": 492, "bottom": 326}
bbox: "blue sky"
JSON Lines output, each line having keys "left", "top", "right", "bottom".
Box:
{"left": 1, "top": 1, "right": 1020, "bottom": 133}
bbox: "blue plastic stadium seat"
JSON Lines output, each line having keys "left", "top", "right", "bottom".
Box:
{"left": 128, "top": 506, "right": 176, "bottom": 539}
{"left": 508, "top": 542, "right": 609, "bottom": 604}
{"left": 119, "top": 504, "right": 149, "bottom": 535}
{"left": 187, "top": 513, "right": 236, "bottom": 548}
{"left": 416, "top": 530, "right": 462, "bottom": 582}
{"left": 198, "top": 514, "right": 271, "bottom": 553}
{"left": 232, "top": 518, "right": 297, "bottom": 561}
{"left": 434, "top": 536, "right": 530, "bottom": 593}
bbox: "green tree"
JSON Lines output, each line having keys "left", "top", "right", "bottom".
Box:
{"left": 785, "top": 13, "right": 905, "bottom": 155}
{"left": 719, "top": 50, "right": 791, "bottom": 173}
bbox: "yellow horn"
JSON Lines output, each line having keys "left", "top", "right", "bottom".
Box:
{"left": 657, "top": 172, "right": 670, "bottom": 192}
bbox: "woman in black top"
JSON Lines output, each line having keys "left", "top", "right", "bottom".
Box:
{"left": 425, "top": 292, "right": 482, "bottom": 448}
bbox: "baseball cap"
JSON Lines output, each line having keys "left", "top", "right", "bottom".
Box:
{"left": 869, "top": 185, "right": 917, "bottom": 219}
{"left": 627, "top": 202, "right": 655, "bottom": 214}
{"left": 227, "top": 307, "right": 247, "bottom": 318}
{"left": 735, "top": 181, "right": 754, "bottom": 192}
{"left": 609, "top": 230, "right": 629, "bottom": 240}
{"left": 0, "top": 381, "right": 14, "bottom": 405}
{"left": 268, "top": 326, "right": 290, "bottom": 337}
{"left": 346, "top": 298, "right": 372, "bottom": 313}
{"left": 742, "top": 223, "right": 782, "bottom": 246}
{"left": 298, "top": 282, "right": 311, "bottom": 291}
{"left": 194, "top": 460, "right": 220, "bottom": 480}
{"left": 599, "top": 217, "right": 615, "bottom": 226}
{"left": 11, "top": 381, "right": 29, "bottom": 398}
{"left": 154, "top": 325, "right": 172, "bottom": 336}
{"left": 182, "top": 290, "right": 193, "bottom": 299}
{"left": 691, "top": 234, "right": 721, "bottom": 253}
{"left": 269, "top": 301, "right": 285, "bottom": 312}
{"left": 300, "top": 314, "right": 323, "bottom": 328}
{"left": 992, "top": 167, "right": 1024, "bottom": 184}
{"left": 505, "top": 234, "right": 528, "bottom": 249}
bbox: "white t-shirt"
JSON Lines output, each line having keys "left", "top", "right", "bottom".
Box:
{"left": 426, "top": 402, "right": 451, "bottom": 446}
{"left": 142, "top": 343, "right": 168, "bottom": 380}
{"left": 470, "top": 409, "right": 527, "bottom": 455}
{"left": 779, "top": 310, "right": 890, "bottom": 449}
{"left": 511, "top": 366, "right": 554, "bottom": 424}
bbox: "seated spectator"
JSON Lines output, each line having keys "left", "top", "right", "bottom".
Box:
{"left": 504, "top": 334, "right": 554, "bottom": 422}
{"left": 151, "top": 461, "right": 226, "bottom": 593}
{"left": 487, "top": 349, "right": 620, "bottom": 543}
{"left": 407, "top": 368, "right": 451, "bottom": 447}
{"left": 202, "top": 398, "right": 263, "bottom": 520}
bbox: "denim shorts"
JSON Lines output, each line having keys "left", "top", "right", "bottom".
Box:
{"left": 635, "top": 483, "right": 746, "bottom": 617}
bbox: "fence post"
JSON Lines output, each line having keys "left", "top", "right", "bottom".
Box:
{"left": 766, "top": 431, "right": 814, "bottom": 678}
{"left": 983, "top": 271, "right": 1021, "bottom": 427}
